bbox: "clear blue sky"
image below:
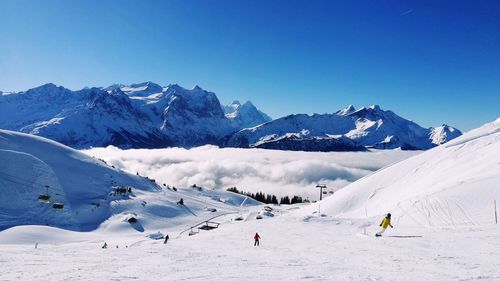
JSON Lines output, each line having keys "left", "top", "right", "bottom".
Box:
{"left": 0, "top": 0, "right": 498, "bottom": 131}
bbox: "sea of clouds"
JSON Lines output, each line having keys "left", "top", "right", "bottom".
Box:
{"left": 83, "top": 146, "right": 419, "bottom": 200}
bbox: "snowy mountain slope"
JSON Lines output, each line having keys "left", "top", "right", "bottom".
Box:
{"left": 335, "top": 104, "right": 356, "bottom": 116}
{"left": 118, "top": 81, "right": 163, "bottom": 97}
{"left": 430, "top": 124, "right": 462, "bottom": 145}
{"left": 0, "top": 83, "right": 271, "bottom": 148}
{"left": 300, "top": 118, "right": 500, "bottom": 226}
{"left": 346, "top": 105, "right": 434, "bottom": 149}
{"left": 251, "top": 134, "right": 367, "bottom": 152}
{"left": 225, "top": 113, "right": 356, "bottom": 147}
{"left": 1, "top": 83, "right": 460, "bottom": 151}
{"left": 0, "top": 129, "right": 260, "bottom": 232}
{"left": 226, "top": 105, "right": 462, "bottom": 151}
{"left": 0, "top": 129, "right": 161, "bottom": 231}
{"left": 155, "top": 85, "right": 234, "bottom": 146}
{"left": 0, "top": 123, "right": 497, "bottom": 281}
{"left": 223, "top": 100, "right": 272, "bottom": 129}
{"left": 0, "top": 84, "right": 169, "bottom": 148}
{"left": 1, "top": 198, "right": 499, "bottom": 281}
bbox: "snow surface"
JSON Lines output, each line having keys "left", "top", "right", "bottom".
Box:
{"left": 1, "top": 211, "right": 499, "bottom": 280}
{"left": 299, "top": 117, "right": 500, "bottom": 227}
{"left": 0, "top": 130, "right": 258, "bottom": 232}
{"left": 1, "top": 119, "right": 499, "bottom": 281}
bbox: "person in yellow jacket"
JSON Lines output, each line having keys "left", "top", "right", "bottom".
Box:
{"left": 376, "top": 213, "right": 393, "bottom": 237}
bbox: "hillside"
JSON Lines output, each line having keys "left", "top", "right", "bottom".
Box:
{"left": 301, "top": 118, "right": 500, "bottom": 227}
{"left": 0, "top": 120, "right": 499, "bottom": 281}
{"left": 0, "top": 130, "right": 259, "bottom": 232}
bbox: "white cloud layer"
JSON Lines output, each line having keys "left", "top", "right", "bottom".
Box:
{"left": 82, "top": 146, "right": 419, "bottom": 200}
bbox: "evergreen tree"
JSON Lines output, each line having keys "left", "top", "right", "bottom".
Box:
{"left": 291, "top": 195, "right": 303, "bottom": 204}
{"left": 280, "top": 196, "right": 291, "bottom": 205}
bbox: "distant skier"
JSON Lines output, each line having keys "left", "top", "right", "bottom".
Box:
{"left": 102, "top": 242, "right": 107, "bottom": 249}
{"left": 254, "top": 232, "right": 261, "bottom": 246}
{"left": 164, "top": 234, "right": 169, "bottom": 244}
{"left": 376, "top": 213, "right": 393, "bottom": 237}
{"left": 177, "top": 198, "right": 184, "bottom": 205}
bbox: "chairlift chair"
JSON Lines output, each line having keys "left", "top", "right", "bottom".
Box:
{"left": 38, "top": 185, "right": 51, "bottom": 203}
{"left": 52, "top": 203, "right": 64, "bottom": 210}
{"left": 38, "top": 194, "right": 51, "bottom": 203}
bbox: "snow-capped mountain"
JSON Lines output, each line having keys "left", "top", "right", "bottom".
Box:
{"left": 0, "top": 84, "right": 169, "bottom": 148}
{"left": 0, "top": 83, "right": 269, "bottom": 148}
{"left": 0, "top": 83, "right": 461, "bottom": 151}
{"left": 429, "top": 124, "right": 463, "bottom": 145}
{"left": 223, "top": 100, "right": 272, "bottom": 129}
{"left": 225, "top": 105, "right": 462, "bottom": 151}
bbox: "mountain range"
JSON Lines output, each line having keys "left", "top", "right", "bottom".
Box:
{"left": 0, "top": 82, "right": 462, "bottom": 151}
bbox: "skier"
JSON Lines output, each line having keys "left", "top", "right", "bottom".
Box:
{"left": 376, "top": 213, "right": 393, "bottom": 237}
{"left": 254, "top": 232, "right": 261, "bottom": 246}
{"left": 164, "top": 234, "right": 169, "bottom": 244}
{"left": 102, "top": 242, "right": 107, "bottom": 249}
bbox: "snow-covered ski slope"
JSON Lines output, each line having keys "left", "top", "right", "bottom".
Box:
{"left": 0, "top": 129, "right": 259, "bottom": 232}
{"left": 0, "top": 129, "right": 159, "bottom": 230}
{"left": 301, "top": 118, "right": 500, "bottom": 227}
{"left": 1, "top": 120, "right": 500, "bottom": 281}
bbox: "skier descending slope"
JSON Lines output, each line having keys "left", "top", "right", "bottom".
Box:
{"left": 254, "top": 233, "right": 261, "bottom": 246}
{"left": 375, "top": 213, "right": 393, "bottom": 237}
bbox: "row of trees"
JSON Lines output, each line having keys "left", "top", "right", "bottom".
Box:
{"left": 226, "top": 187, "right": 305, "bottom": 205}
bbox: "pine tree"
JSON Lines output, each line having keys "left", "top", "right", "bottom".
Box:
{"left": 280, "top": 196, "right": 291, "bottom": 205}
{"left": 291, "top": 195, "right": 303, "bottom": 204}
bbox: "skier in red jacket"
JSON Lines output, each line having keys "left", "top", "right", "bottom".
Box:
{"left": 254, "top": 232, "right": 261, "bottom": 246}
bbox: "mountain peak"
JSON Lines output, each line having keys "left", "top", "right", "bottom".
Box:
{"left": 35, "top": 83, "right": 59, "bottom": 91}
{"left": 368, "top": 104, "right": 381, "bottom": 110}
{"left": 223, "top": 99, "right": 271, "bottom": 128}
{"left": 336, "top": 104, "right": 356, "bottom": 116}
{"left": 118, "top": 82, "right": 163, "bottom": 97}
{"left": 242, "top": 101, "right": 255, "bottom": 108}
{"left": 429, "top": 124, "right": 462, "bottom": 145}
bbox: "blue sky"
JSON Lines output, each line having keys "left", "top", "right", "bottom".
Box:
{"left": 0, "top": 0, "right": 498, "bottom": 131}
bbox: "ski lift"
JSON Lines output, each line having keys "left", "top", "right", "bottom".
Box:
{"left": 188, "top": 228, "right": 199, "bottom": 236}
{"left": 38, "top": 185, "right": 51, "bottom": 203}
{"left": 52, "top": 202, "right": 64, "bottom": 209}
